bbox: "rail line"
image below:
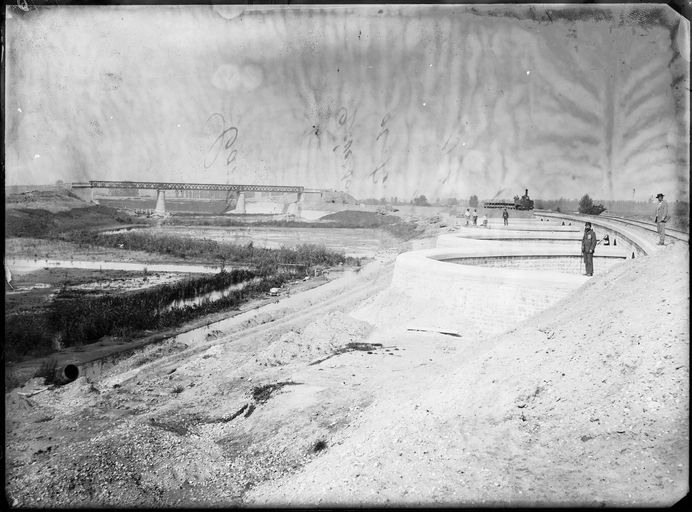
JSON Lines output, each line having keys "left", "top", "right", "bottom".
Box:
{"left": 535, "top": 210, "right": 688, "bottom": 244}
{"left": 597, "top": 214, "right": 689, "bottom": 242}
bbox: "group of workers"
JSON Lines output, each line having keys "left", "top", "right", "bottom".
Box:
{"left": 459, "top": 207, "right": 511, "bottom": 228}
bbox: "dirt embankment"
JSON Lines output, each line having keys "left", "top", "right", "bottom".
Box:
{"left": 5, "top": 190, "right": 91, "bottom": 213}
{"left": 246, "top": 243, "right": 689, "bottom": 507}
{"left": 4, "top": 224, "right": 687, "bottom": 507}
{"left": 5, "top": 199, "right": 144, "bottom": 238}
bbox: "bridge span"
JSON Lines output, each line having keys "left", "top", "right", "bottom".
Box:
{"left": 72, "top": 181, "right": 319, "bottom": 215}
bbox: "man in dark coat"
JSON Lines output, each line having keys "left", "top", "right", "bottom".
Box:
{"left": 581, "top": 222, "right": 597, "bottom": 276}
{"left": 502, "top": 208, "right": 509, "bottom": 226}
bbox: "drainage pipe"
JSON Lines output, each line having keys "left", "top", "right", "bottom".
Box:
{"left": 54, "top": 363, "right": 80, "bottom": 384}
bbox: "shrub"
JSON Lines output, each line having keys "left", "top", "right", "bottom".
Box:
{"left": 578, "top": 194, "right": 607, "bottom": 215}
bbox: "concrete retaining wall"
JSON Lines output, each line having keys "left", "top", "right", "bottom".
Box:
{"left": 437, "top": 227, "right": 638, "bottom": 259}
{"left": 391, "top": 243, "right": 593, "bottom": 336}
{"left": 534, "top": 212, "right": 655, "bottom": 255}
{"left": 442, "top": 255, "right": 625, "bottom": 274}
{"left": 387, "top": 213, "right": 651, "bottom": 337}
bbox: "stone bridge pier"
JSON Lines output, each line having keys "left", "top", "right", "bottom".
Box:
{"left": 235, "top": 192, "right": 246, "bottom": 213}
{"left": 155, "top": 190, "right": 166, "bottom": 215}
{"left": 286, "top": 191, "right": 303, "bottom": 217}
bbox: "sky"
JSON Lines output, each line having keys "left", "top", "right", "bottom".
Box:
{"left": 4, "top": 3, "right": 690, "bottom": 201}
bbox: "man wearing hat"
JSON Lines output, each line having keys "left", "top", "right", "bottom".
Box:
{"left": 581, "top": 222, "right": 597, "bottom": 276}
{"left": 654, "top": 193, "right": 669, "bottom": 245}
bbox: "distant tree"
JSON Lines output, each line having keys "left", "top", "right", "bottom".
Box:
{"left": 578, "top": 194, "right": 607, "bottom": 215}
{"left": 469, "top": 195, "right": 479, "bottom": 207}
{"left": 413, "top": 194, "right": 430, "bottom": 206}
{"left": 447, "top": 197, "right": 458, "bottom": 206}
{"left": 578, "top": 194, "right": 594, "bottom": 213}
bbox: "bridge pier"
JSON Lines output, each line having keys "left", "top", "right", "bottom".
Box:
{"left": 155, "top": 190, "right": 166, "bottom": 216}
{"left": 286, "top": 191, "right": 303, "bottom": 218}
{"left": 235, "top": 192, "right": 246, "bottom": 213}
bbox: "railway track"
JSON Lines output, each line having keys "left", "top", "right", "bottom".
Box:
{"left": 535, "top": 210, "right": 688, "bottom": 244}
{"left": 596, "top": 214, "right": 689, "bottom": 243}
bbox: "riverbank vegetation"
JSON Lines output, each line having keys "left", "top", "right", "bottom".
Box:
{"left": 58, "top": 230, "right": 356, "bottom": 271}
{"left": 5, "top": 267, "right": 304, "bottom": 363}
{"left": 165, "top": 210, "right": 422, "bottom": 240}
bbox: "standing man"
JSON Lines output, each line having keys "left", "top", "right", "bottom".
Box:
{"left": 464, "top": 208, "right": 471, "bottom": 226}
{"left": 581, "top": 222, "right": 597, "bottom": 276}
{"left": 654, "top": 193, "right": 669, "bottom": 245}
{"left": 472, "top": 209, "right": 478, "bottom": 226}
{"left": 502, "top": 208, "right": 509, "bottom": 226}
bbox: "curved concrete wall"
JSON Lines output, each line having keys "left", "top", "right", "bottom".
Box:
{"left": 436, "top": 229, "right": 635, "bottom": 259}
{"left": 438, "top": 229, "right": 581, "bottom": 244}
{"left": 534, "top": 212, "right": 657, "bottom": 255}
{"left": 388, "top": 211, "right": 656, "bottom": 336}
{"left": 391, "top": 243, "right": 592, "bottom": 335}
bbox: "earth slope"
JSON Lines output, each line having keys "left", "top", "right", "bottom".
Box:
{"left": 5, "top": 241, "right": 687, "bottom": 507}
{"left": 247, "top": 243, "right": 689, "bottom": 506}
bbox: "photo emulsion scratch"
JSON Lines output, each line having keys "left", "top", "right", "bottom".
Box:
{"left": 4, "top": 2, "right": 689, "bottom": 508}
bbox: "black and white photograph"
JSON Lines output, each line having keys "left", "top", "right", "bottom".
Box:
{"left": 4, "top": 0, "right": 689, "bottom": 507}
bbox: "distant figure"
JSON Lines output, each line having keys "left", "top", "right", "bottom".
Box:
{"left": 562, "top": 221, "right": 565, "bottom": 226}
{"left": 502, "top": 208, "right": 509, "bottom": 226}
{"left": 464, "top": 208, "right": 471, "bottom": 226}
{"left": 581, "top": 222, "right": 597, "bottom": 276}
{"left": 472, "top": 209, "right": 478, "bottom": 226}
{"left": 602, "top": 234, "right": 610, "bottom": 246}
{"left": 654, "top": 193, "right": 669, "bottom": 245}
{"left": 481, "top": 214, "right": 489, "bottom": 227}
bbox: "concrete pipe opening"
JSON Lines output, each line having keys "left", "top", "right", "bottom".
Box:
{"left": 57, "top": 364, "right": 80, "bottom": 384}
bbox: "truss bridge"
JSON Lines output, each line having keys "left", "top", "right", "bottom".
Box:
{"left": 72, "top": 181, "right": 309, "bottom": 215}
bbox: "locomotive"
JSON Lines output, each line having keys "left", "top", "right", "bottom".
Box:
{"left": 483, "top": 189, "right": 534, "bottom": 210}
{"left": 513, "top": 189, "right": 534, "bottom": 210}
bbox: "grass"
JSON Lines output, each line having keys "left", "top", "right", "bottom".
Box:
{"left": 59, "top": 230, "right": 356, "bottom": 269}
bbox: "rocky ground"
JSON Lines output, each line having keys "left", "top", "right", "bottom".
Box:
{"left": 4, "top": 230, "right": 689, "bottom": 507}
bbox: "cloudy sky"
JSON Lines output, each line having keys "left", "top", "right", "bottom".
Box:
{"left": 4, "top": 3, "right": 689, "bottom": 201}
